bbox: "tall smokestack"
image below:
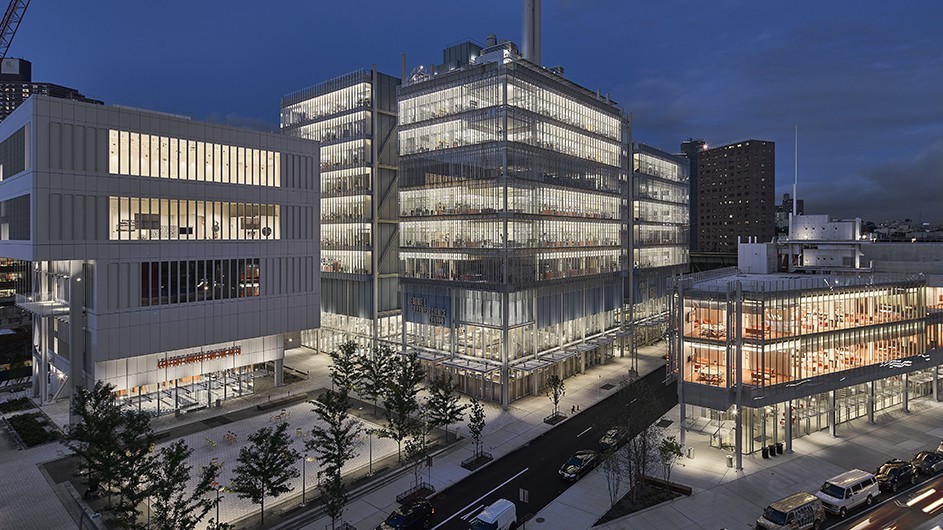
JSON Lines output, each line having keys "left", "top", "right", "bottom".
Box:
{"left": 522, "top": 0, "right": 541, "bottom": 65}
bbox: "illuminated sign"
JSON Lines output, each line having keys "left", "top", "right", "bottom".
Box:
{"left": 158, "top": 346, "right": 241, "bottom": 369}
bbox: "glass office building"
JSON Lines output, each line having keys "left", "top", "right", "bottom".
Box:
{"left": 631, "top": 143, "right": 689, "bottom": 347}
{"left": 398, "top": 42, "right": 630, "bottom": 407}
{"left": 281, "top": 68, "right": 402, "bottom": 352}
{"left": 670, "top": 270, "right": 943, "bottom": 464}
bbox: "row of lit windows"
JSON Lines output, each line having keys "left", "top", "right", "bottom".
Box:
{"left": 635, "top": 177, "right": 688, "bottom": 205}
{"left": 321, "top": 223, "right": 371, "bottom": 248}
{"left": 634, "top": 153, "right": 684, "bottom": 182}
{"left": 399, "top": 79, "right": 501, "bottom": 126}
{"left": 400, "top": 116, "right": 500, "bottom": 155}
{"left": 401, "top": 219, "right": 620, "bottom": 249}
{"left": 507, "top": 77, "right": 622, "bottom": 141}
{"left": 400, "top": 251, "right": 620, "bottom": 283}
{"left": 321, "top": 168, "right": 371, "bottom": 196}
{"left": 635, "top": 225, "right": 689, "bottom": 246}
{"left": 108, "top": 197, "right": 280, "bottom": 241}
{"left": 290, "top": 111, "right": 370, "bottom": 144}
{"left": 321, "top": 251, "right": 371, "bottom": 275}
{"left": 281, "top": 82, "right": 372, "bottom": 127}
{"left": 634, "top": 201, "right": 688, "bottom": 223}
{"left": 107, "top": 130, "right": 281, "bottom": 187}
{"left": 140, "top": 258, "right": 260, "bottom": 307}
{"left": 321, "top": 140, "right": 369, "bottom": 169}
{"left": 399, "top": 184, "right": 620, "bottom": 220}
{"left": 322, "top": 195, "right": 371, "bottom": 224}
{"left": 635, "top": 247, "right": 688, "bottom": 269}
{"left": 507, "top": 112, "right": 621, "bottom": 167}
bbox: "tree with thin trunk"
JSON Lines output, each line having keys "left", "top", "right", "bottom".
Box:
{"left": 359, "top": 344, "right": 395, "bottom": 416}
{"left": 547, "top": 374, "right": 566, "bottom": 419}
{"left": 329, "top": 340, "right": 362, "bottom": 396}
{"left": 658, "top": 435, "right": 684, "bottom": 494}
{"left": 600, "top": 443, "right": 625, "bottom": 508}
{"left": 146, "top": 440, "right": 221, "bottom": 530}
{"left": 425, "top": 374, "right": 466, "bottom": 442}
{"left": 467, "top": 397, "right": 486, "bottom": 460}
{"left": 307, "top": 389, "right": 362, "bottom": 530}
{"left": 380, "top": 352, "right": 425, "bottom": 461}
{"left": 230, "top": 423, "right": 300, "bottom": 525}
{"left": 64, "top": 380, "right": 158, "bottom": 527}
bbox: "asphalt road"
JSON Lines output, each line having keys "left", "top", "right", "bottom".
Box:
{"left": 426, "top": 367, "right": 678, "bottom": 530}
{"left": 827, "top": 472, "right": 943, "bottom": 530}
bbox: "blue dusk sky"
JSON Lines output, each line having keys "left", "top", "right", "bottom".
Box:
{"left": 13, "top": 1, "right": 943, "bottom": 223}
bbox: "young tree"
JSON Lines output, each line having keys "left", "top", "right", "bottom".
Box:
{"left": 147, "top": 440, "right": 221, "bottom": 530}
{"left": 359, "top": 344, "right": 395, "bottom": 416}
{"left": 403, "top": 430, "right": 430, "bottom": 488}
{"left": 467, "top": 397, "right": 486, "bottom": 460}
{"left": 600, "top": 444, "right": 625, "bottom": 508}
{"left": 307, "top": 389, "right": 362, "bottom": 530}
{"left": 425, "top": 374, "right": 467, "bottom": 442}
{"left": 65, "top": 380, "right": 158, "bottom": 526}
{"left": 657, "top": 435, "right": 684, "bottom": 491}
{"left": 380, "top": 352, "right": 425, "bottom": 461}
{"left": 546, "top": 374, "right": 566, "bottom": 419}
{"left": 329, "top": 340, "right": 362, "bottom": 397}
{"left": 229, "top": 423, "right": 300, "bottom": 525}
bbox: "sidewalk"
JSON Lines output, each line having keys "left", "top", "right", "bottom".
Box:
{"left": 295, "top": 345, "right": 670, "bottom": 530}
{"left": 533, "top": 393, "right": 943, "bottom": 529}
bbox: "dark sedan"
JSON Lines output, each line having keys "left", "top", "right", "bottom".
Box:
{"left": 598, "top": 427, "right": 627, "bottom": 451}
{"left": 559, "top": 449, "right": 598, "bottom": 481}
{"left": 875, "top": 459, "right": 918, "bottom": 493}
{"left": 912, "top": 451, "right": 943, "bottom": 475}
{"left": 376, "top": 499, "right": 435, "bottom": 530}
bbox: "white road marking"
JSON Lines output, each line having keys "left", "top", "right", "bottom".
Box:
{"left": 577, "top": 427, "right": 593, "bottom": 437}
{"left": 430, "top": 467, "right": 530, "bottom": 530}
{"left": 460, "top": 504, "right": 484, "bottom": 521}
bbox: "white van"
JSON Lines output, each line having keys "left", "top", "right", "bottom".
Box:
{"left": 756, "top": 492, "right": 825, "bottom": 530}
{"left": 814, "top": 469, "right": 879, "bottom": 518}
{"left": 470, "top": 499, "right": 517, "bottom": 530}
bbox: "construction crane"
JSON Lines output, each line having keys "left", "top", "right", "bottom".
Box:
{"left": 0, "top": 0, "right": 29, "bottom": 61}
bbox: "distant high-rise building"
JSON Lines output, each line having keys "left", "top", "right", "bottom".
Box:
{"left": 0, "top": 58, "right": 101, "bottom": 121}
{"left": 679, "top": 138, "right": 706, "bottom": 251}
{"left": 281, "top": 67, "right": 401, "bottom": 353}
{"left": 775, "top": 192, "right": 804, "bottom": 234}
{"left": 695, "top": 139, "right": 775, "bottom": 252}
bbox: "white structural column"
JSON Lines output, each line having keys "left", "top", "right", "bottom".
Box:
{"left": 934, "top": 368, "right": 939, "bottom": 401}
{"left": 903, "top": 372, "right": 909, "bottom": 413}
{"left": 785, "top": 401, "right": 793, "bottom": 453}
{"left": 734, "top": 282, "right": 743, "bottom": 470}
{"left": 828, "top": 390, "right": 837, "bottom": 437}
{"left": 868, "top": 380, "right": 876, "bottom": 424}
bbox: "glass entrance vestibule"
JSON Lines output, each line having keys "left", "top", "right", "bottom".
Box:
{"left": 684, "top": 367, "right": 943, "bottom": 454}
{"left": 115, "top": 364, "right": 268, "bottom": 417}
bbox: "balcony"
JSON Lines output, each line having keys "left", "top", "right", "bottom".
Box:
{"left": 16, "top": 293, "right": 70, "bottom": 317}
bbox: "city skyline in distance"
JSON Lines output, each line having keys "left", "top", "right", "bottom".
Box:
{"left": 13, "top": 0, "right": 943, "bottom": 223}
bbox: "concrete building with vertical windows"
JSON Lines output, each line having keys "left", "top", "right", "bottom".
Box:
{"left": 631, "top": 143, "right": 689, "bottom": 346}
{"left": 281, "top": 68, "right": 401, "bottom": 353}
{"left": 0, "top": 95, "right": 319, "bottom": 414}
{"left": 695, "top": 139, "right": 775, "bottom": 253}
{"left": 397, "top": 34, "right": 630, "bottom": 408}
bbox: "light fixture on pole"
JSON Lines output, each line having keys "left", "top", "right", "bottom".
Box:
{"left": 301, "top": 454, "right": 315, "bottom": 507}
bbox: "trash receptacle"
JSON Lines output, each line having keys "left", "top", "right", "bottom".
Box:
{"left": 776, "top": 442, "right": 784, "bottom": 455}
{"left": 726, "top": 454, "right": 734, "bottom": 468}
{"left": 686, "top": 446, "right": 694, "bottom": 459}
{"left": 216, "top": 398, "right": 221, "bottom": 409}
{"left": 768, "top": 444, "right": 777, "bottom": 457}
{"left": 761, "top": 446, "right": 769, "bottom": 459}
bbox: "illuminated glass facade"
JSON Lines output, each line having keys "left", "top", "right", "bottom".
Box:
{"left": 631, "top": 144, "right": 689, "bottom": 347}
{"left": 281, "top": 68, "right": 402, "bottom": 351}
{"left": 399, "top": 51, "right": 630, "bottom": 407}
{"left": 669, "top": 271, "right": 943, "bottom": 459}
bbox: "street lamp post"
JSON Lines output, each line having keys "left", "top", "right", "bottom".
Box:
{"left": 211, "top": 481, "right": 224, "bottom": 525}
{"left": 367, "top": 429, "right": 374, "bottom": 476}
{"left": 301, "top": 454, "right": 308, "bottom": 507}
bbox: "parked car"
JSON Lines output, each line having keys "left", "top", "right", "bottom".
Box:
{"left": 756, "top": 492, "right": 825, "bottom": 530}
{"left": 814, "top": 469, "right": 879, "bottom": 518}
{"left": 469, "top": 498, "right": 517, "bottom": 530}
{"left": 376, "top": 499, "right": 434, "bottom": 530}
{"left": 875, "top": 459, "right": 918, "bottom": 493}
{"left": 598, "top": 427, "right": 627, "bottom": 451}
{"left": 558, "top": 449, "right": 598, "bottom": 481}
{"left": 912, "top": 451, "right": 943, "bottom": 475}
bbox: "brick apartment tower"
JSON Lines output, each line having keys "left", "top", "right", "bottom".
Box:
{"left": 695, "top": 140, "right": 775, "bottom": 252}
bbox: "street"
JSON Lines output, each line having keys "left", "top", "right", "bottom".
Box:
{"left": 828, "top": 473, "right": 943, "bottom": 530}
{"left": 427, "top": 367, "right": 678, "bottom": 529}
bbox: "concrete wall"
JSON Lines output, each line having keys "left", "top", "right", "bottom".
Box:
{"left": 863, "top": 242, "right": 943, "bottom": 274}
